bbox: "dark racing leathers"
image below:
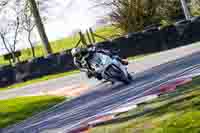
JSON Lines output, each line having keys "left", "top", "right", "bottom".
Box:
{"left": 73, "top": 47, "right": 103, "bottom": 80}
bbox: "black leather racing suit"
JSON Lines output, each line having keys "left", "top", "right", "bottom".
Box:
{"left": 73, "top": 47, "right": 123, "bottom": 80}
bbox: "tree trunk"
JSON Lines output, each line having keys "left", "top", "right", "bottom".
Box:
{"left": 180, "top": 0, "right": 192, "bottom": 20}
{"left": 0, "top": 34, "right": 16, "bottom": 63}
{"left": 28, "top": 32, "right": 36, "bottom": 58}
{"left": 29, "top": 0, "right": 52, "bottom": 55}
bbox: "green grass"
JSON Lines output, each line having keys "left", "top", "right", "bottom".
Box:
{"left": 127, "top": 54, "right": 151, "bottom": 61}
{"left": 90, "top": 77, "right": 200, "bottom": 133}
{"left": 0, "top": 26, "right": 121, "bottom": 65}
{"left": 0, "top": 70, "right": 80, "bottom": 91}
{"left": 0, "top": 95, "right": 66, "bottom": 128}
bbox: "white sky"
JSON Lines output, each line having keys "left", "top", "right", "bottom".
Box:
{"left": 0, "top": 0, "right": 111, "bottom": 55}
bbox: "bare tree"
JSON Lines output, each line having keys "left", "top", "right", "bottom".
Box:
{"left": 0, "top": 16, "right": 21, "bottom": 63}
{"left": 0, "top": 0, "right": 25, "bottom": 63}
{"left": 21, "top": 0, "right": 36, "bottom": 58}
{"left": 21, "top": 0, "right": 50, "bottom": 58}
{"left": 29, "top": 0, "right": 52, "bottom": 55}
{"left": 0, "top": 29, "right": 12, "bottom": 57}
{"left": 0, "top": 0, "right": 52, "bottom": 61}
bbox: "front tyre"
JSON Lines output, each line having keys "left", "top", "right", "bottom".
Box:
{"left": 128, "top": 73, "right": 133, "bottom": 81}
{"left": 105, "top": 64, "right": 131, "bottom": 84}
{"left": 124, "top": 73, "right": 133, "bottom": 84}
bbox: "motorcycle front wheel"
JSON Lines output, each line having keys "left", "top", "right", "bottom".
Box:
{"left": 104, "top": 64, "right": 132, "bottom": 84}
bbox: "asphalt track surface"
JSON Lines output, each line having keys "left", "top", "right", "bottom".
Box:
{"left": 2, "top": 47, "right": 200, "bottom": 133}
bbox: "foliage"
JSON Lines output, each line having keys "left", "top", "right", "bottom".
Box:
{"left": 190, "top": 0, "right": 200, "bottom": 16}
{"left": 107, "top": 0, "right": 183, "bottom": 33}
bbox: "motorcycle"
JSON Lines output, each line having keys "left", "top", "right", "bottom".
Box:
{"left": 88, "top": 52, "right": 132, "bottom": 84}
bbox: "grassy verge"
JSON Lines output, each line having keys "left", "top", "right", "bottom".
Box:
{"left": 0, "top": 26, "right": 122, "bottom": 65}
{"left": 127, "top": 54, "right": 151, "bottom": 61}
{"left": 0, "top": 70, "right": 80, "bottom": 91}
{"left": 0, "top": 96, "right": 66, "bottom": 128}
{"left": 90, "top": 77, "right": 200, "bottom": 133}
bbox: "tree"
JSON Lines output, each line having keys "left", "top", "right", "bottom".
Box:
{"left": 0, "top": 16, "right": 21, "bottom": 63}
{"left": 28, "top": 0, "right": 52, "bottom": 55}
{"left": 0, "top": 0, "right": 52, "bottom": 60}
{"left": 190, "top": 0, "right": 200, "bottom": 16}
{"left": 0, "top": 0, "right": 24, "bottom": 63}
{"left": 21, "top": 1, "right": 36, "bottom": 58}
{"left": 105, "top": 0, "right": 183, "bottom": 33}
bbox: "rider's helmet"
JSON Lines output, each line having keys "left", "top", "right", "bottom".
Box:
{"left": 71, "top": 47, "right": 88, "bottom": 59}
{"left": 71, "top": 48, "right": 81, "bottom": 57}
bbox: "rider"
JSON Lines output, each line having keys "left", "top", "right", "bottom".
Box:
{"left": 71, "top": 46, "right": 128, "bottom": 80}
